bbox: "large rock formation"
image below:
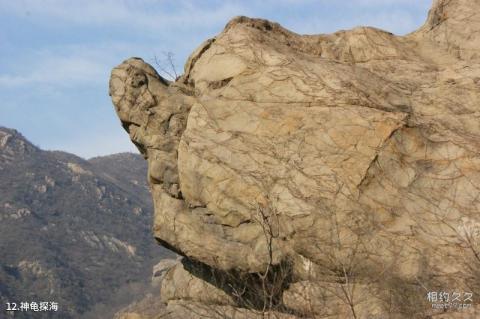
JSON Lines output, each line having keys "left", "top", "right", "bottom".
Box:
{"left": 109, "top": 0, "right": 480, "bottom": 317}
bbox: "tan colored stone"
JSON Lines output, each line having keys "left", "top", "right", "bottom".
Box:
{"left": 110, "top": 0, "right": 480, "bottom": 317}
{"left": 160, "top": 260, "right": 234, "bottom": 306}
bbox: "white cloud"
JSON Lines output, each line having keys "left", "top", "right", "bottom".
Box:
{"left": 0, "top": 1, "right": 251, "bottom": 89}
{"left": 0, "top": 56, "right": 105, "bottom": 87}
{"left": 0, "top": 42, "right": 141, "bottom": 88}
{"left": 0, "top": 0, "right": 247, "bottom": 30}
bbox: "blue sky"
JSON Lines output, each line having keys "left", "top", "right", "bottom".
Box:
{"left": 0, "top": 0, "right": 431, "bottom": 158}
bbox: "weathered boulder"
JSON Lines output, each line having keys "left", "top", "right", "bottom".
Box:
{"left": 110, "top": 0, "right": 480, "bottom": 317}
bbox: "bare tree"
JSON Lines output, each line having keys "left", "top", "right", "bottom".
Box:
{"left": 153, "top": 51, "right": 179, "bottom": 81}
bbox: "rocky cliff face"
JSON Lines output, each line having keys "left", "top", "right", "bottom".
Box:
{"left": 110, "top": 0, "right": 480, "bottom": 317}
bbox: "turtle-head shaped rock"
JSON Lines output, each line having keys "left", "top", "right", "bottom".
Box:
{"left": 109, "top": 57, "right": 195, "bottom": 198}
{"left": 110, "top": 0, "right": 480, "bottom": 316}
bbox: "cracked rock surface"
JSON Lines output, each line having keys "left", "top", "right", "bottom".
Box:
{"left": 110, "top": 0, "right": 480, "bottom": 317}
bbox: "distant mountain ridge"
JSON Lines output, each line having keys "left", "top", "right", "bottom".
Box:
{"left": 0, "top": 126, "right": 173, "bottom": 319}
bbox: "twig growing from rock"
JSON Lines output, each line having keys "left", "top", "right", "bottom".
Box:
{"left": 153, "top": 51, "right": 178, "bottom": 81}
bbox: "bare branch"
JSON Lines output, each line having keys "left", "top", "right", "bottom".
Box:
{"left": 153, "top": 51, "right": 179, "bottom": 81}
